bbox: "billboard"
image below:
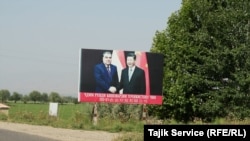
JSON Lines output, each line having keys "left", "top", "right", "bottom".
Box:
{"left": 78, "top": 48, "right": 164, "bottom": 105}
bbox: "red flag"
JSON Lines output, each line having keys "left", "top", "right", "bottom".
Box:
{"left": 135, "top": 51, "right": 150, "bottom": 95}
{"left": 112, "top": 50, "right": 126, "bottom": 81}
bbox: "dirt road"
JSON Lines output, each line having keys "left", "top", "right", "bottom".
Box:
{"left": 0, "top": 121, "right": 120, "bottom": 141}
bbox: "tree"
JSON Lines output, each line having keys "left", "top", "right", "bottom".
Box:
{"left": 49, "top": 92, "right": 61, "bottom": 103}
{"left": 0, "top": 89, "right": 11, "bottom": 103}
{"left": 29, "top": 90, "right": 41, "bottom": 103}
{"left": 62, "top": 96, "right": 78, "bottom": 103}
{"left": 41, "top": 93, "right": 49, "bottom": 103}
{"left": 10, "top": 92, "right": 22, "bottom": 103}
{"left": 150, "top": 0, "right": 250, "bottom": 122}
{"left": 22, "top": 95, "right": 29, "bottom": 104}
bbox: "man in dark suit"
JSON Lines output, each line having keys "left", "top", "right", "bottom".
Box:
{"left": 94, "top": 51, "right": 119, "bottom": 93}
{"left": 119, "top": 53, "right": 146, "bottom": 94}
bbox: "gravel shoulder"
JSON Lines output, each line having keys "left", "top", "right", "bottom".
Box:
{"left": 0, "top": 121, "right": 120, "bottom": 141}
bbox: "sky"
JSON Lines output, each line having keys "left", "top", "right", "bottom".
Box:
{"left": 0, "top": 0, "right": 182, "bottom": 97}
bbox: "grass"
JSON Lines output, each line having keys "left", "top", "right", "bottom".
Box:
{"left": 8, "top": 102, "right": 91, "bottom": 120}
{"left": 5, "top": 102, "right": 145, "bottom": 132}
{"left": 4, "top": 102, "right": 146, "bottom": 140}
{"left": 3, "top": 102, "right": 250, "bottom": 141}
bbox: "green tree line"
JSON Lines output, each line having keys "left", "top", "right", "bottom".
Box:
{"left": 149, "top": 0, "right": 250, "bottom": 122}
{"left": 0, "top": 89, "right": 78, "bottom": 104}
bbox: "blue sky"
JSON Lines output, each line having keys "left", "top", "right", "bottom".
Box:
{"left": 0, "top": 0, "right": 182, "bottom": 96}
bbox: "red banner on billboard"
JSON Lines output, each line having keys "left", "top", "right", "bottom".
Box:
{"left": 79, "top": 92, "right": 162, "bottom": 105}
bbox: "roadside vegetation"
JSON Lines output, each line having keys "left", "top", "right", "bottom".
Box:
{"left": 1, "top": 102, "right": 250, "bottom": 141}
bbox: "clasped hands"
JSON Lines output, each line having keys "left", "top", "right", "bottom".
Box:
{"left": 108, "top": 86, "right": 117, "bottom": 93}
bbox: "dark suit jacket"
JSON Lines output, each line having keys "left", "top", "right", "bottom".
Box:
{"left": 94, "top": 63, "right": 119, "bottom": 93}
{"left": 119, "top": 66, "right": 146, "bottom": 94}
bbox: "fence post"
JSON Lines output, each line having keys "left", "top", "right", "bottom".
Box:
{"left": 142, "top": 104, "right": 147, "bottom": 121}
{"left": 92, "top": 103, "right": 98, "bottom": 126}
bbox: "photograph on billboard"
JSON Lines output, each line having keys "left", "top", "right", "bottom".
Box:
{"left": 78, "top": 48, "right": 164, "bottom": 105}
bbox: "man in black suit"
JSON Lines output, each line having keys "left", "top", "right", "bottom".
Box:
{"left": 119, "top": 53, "right": 146, "bottom": 94}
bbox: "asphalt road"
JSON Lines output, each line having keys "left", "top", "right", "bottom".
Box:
{"left": 0, "top": 129, "right": 60, "bottom": 141}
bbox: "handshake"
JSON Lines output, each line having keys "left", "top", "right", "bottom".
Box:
{"left": 108, "top": 86, "right": 117, "bottom": 93}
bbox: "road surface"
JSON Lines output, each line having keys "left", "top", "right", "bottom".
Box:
{"left": 0, "top": 129, "right": 60, "bottom": 141}
{"left": 0, "top": 121, "right": 120, "bottom": 141}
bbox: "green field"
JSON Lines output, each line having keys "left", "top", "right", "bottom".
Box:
{"left": 8, "top": 102, "right": 91, "bottom": 121}
{"left": 3, "top": 102, "right": 145, "bottom": 133}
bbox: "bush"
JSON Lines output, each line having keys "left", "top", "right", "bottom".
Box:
{"left": 0, "top": 113, "right": 8, "bottom": 121}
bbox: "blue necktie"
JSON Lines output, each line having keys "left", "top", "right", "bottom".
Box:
{"left": 107, "top": 66, "right": 111, "bottom": 78}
